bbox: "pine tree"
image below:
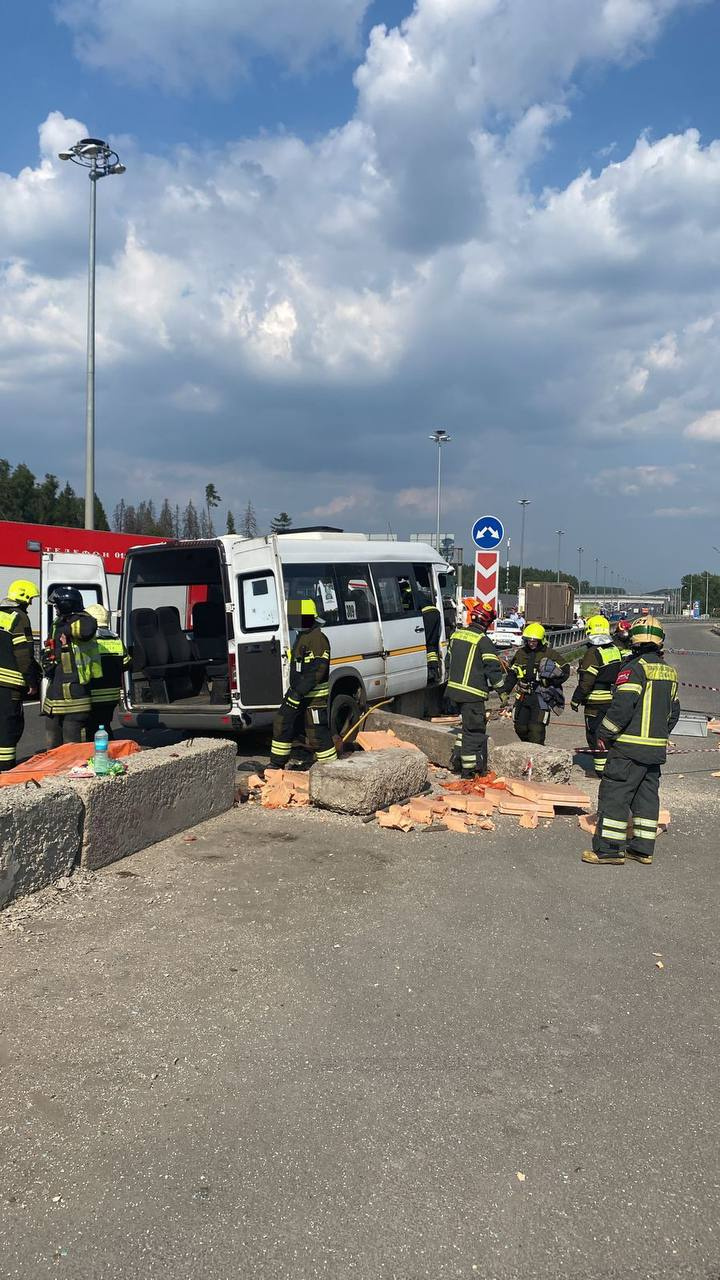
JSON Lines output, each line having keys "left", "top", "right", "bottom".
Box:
{"left": 240, "top": 501, "right": 258, "bottom": 538}
{"left": 94, "top": 495, "right": 110, "bottom": 531}
{"left": 270, "top": 511, "right": 292, "bottom": 534}
{"left": 36, "top": 474, "right": 59, "bottom": 524}
{"left": 157, "top": 499, "right": 175, "bottom": 537}
{"left": 205, "top": 483, "right": 221, "bottom": 537}
{"left": 55, "top": 483, "right": 80, "bottom": 527}
{"left": 226, "top": 510, "right": 236, "bottom": 535}
{"left": 124, "top": 505, "right": 139, "bottom": 534}
{"left": 175, "top": 505, "right": 181, "bottom": 538}
{"left": 182, "top": 500, "right": 200, "bottom": 539}
{"left": 113, "top": 499, "right": 127, "bottom": 533}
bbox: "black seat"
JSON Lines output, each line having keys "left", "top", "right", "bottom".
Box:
{"left": 130, "top": 608, "right": 170, "bottom": 702}
{"left": 192, "top": 602, "right": 229, "bottom": 704}
{"left": 347, "top": 589, "right": 371, "bottom": 623}
{"left": 156, "top": 606, "right": 197, "bottom": 698}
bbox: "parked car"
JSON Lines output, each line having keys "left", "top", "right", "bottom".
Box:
{"left": 489, "top": 620, "right": 523, "bottom": 650}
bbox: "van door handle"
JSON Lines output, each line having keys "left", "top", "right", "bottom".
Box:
{"left": 414, "top": 625, "right": 424, "bottom": 633}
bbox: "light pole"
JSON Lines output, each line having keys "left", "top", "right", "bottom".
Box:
{"left": 429, "top": 429, "right": 451, "bottom": 551}
{"left": 555, "top": 530, "right": 564, "bottom": 583}
{"left": 706, "top": 571, "right": 710, "bottom": 617}
{"left": 517, "top": 498, "right": 530, "bottom": 600}
{"left": 59, "top": 137, "right": 126, "bottom": 529}
{"left": 577, "top": 546, "right": 583, "bottom": 596}
{"left": 603, "top": 564, "right": 607, "bottom": 598}
{"left": 505, "top": 537, "right": 511, "bottom": 594}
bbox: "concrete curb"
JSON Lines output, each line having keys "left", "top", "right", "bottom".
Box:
{"left": 0, "top": 782, "right": 84, "bottom": 910}
{"left": 363, "top": 708, "right": 456, "bottom": 768}
{"left": 0, "top": 739, "right": 237, "bottom": 908}
{"left": 62, "top": 739, "right": 238, "bottom": 870}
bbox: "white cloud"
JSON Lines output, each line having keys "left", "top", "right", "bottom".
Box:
{"left": 56, "top": 0, "right": 371, "bottom": 88}
{"left": 593, "top": 466, "right": 679, "bottom": 495}
{"left": 653, "top": 505, "right": 713, "bottom": 517}
{"left": 0, "top": 0, "right": 717, "bottom": 580}
{"left": 684, "top": 409, "right": 720, "bottom": 440}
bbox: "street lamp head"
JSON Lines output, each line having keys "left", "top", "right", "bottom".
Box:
{"left": 109, "top": 163, "right": 126, "bottom": 175}
{"left": 429, "top": 429, "right": 451, "bottom": 443}
{"left": 58, "top": 151, "right": 74, "bottom": 161}
{"left": 59, "top": 137, "right": 125, "bottom": 178}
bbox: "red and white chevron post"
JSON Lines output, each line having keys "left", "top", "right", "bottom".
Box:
{"left": 474, "top": 550, "right": 500, "bottom": 613}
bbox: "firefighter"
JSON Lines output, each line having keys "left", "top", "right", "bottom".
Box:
{"left": 0, "top": 579, "right": 42, "bottom": 771}
{"left": 446, "top": 602, "right": 506, "bottom": 777}
{"left": 570, "top": 615, "right": 623, "bottom": 776}
{"left": 42, "top": 587, "right": 100, "bottom": 748}
{"left": 503, "top": 623, "right": 570, "bottom": 745}
{"left": 613, "top": 618, "right": 633, "bottom": 659}
{"left": 417, "top": 582, "right": 442, "bottom": 684}
{"left": 582, "top": 616, "right": 679, "bottom": 865}
{"left": 85, "top": 604, "right": 131, "bottom": 739}
{"left": 268, "top": 599, "right": 338, "bottom": 769}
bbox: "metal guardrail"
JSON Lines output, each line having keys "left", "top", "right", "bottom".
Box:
{"left": 546, "top": 627, "right": 586, "bottom": 653}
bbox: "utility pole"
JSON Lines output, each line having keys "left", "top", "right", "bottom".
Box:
{"left": 594, "top": 556, "right": 599, "bottom": 598}
{"left": 556, "top": 529, "right": 564, "bottom": 583}
{"left": 58, "top": 137, "right": 126, "bottom": 529}
{"left": 706, "top": 570, "right": 710, "bottom": 617}
{"left": 505, "top": 537, "right": 511, "bottom": 594}
{"left": 517, "top": 498, "right": 530, "bottom": 598}
{"left": 577, "top": 546, "right": 583, "bottom": 596}
{"left": 429, "top": 429, "right": 451, "bottom": 551}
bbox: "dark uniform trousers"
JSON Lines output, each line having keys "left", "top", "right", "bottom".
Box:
{"left": 593, "top": 754, "right": 661, "bottom": 859}
{"left": 454, "top": 700, "right": 489, "bottom": 776}
{"left": 591, "top": 652, "right": 679, "bottom": 861}
{"left": 514, "top": 694, "right": 549, "bottom": 745}
{"left": 0, "top": 688, "right": 24, "bottom": 772}
{"left": 45, "top": 713, "right": 88, "bottom": 749}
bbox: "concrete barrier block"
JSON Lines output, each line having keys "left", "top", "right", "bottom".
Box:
{"left": 0, "top": 784, "right": 83, "bottom": 909}
{"left": 310, "top": 748, "right": 428, "bottom": 815}
{"left": 63, "top": 739, "right": 237, "bottom": 870}
{"left": 363, "top": 708, "right": 456, "bottom": 768}
{"left": 489, "top": 742, "right": 572, "bottom": 783}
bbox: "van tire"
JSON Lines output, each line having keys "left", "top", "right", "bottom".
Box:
{"left": 330, "top": 690, "right": 364, "bottom": 744}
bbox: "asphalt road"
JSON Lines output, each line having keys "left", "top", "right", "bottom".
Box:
{"left": 1, "top": 762, "right": 719, "bottom": 1277}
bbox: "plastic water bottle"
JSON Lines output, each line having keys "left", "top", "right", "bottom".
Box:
{"left": 93, "top": 725, "right": 110, "bottom": 776}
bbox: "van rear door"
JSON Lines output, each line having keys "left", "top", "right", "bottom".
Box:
{"left": 40, "top": 552, "right": 109, "bottom": 649}
{"left": 230, "top": 539, "right": 288, "bottom": 709}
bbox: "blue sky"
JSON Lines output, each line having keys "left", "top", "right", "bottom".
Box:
{"left": 1, "top": 0, "right": 720, "bottom": 587}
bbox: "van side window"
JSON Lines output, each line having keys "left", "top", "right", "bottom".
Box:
{"left": 335, "top": 564, "right": 378, "bottom": 624}
{"left": 282, "top": 564, "right": 341, "bottom": 626}
{"left": 412, "top": 563, "right": 436, "bottom": 607}
{"left": 372, "top": 567, "right": 420, "bottom": 621}
{"left": 239, "top": 572, "right": 280, "bottom": 632}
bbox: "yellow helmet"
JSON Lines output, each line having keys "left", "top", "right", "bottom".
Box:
{"left": 8, "top": 579, "right": 39, "bottom": 606}
{"left": 86, "top": 603, "right": 110, "bottom": 627}
{"left": 585, "top": 614, "right": 610, "bottom": 635}
{"left": 522, "top": 622, "right": 546, "bottom": 643}
{"left": 301, "top": 598, "right": 318, "bottom": 619}
{"left": 630, "top": 616, "right": 665, "bottom": 648}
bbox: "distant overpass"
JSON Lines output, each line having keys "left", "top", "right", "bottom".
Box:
{"left": 575, "top": 594, "right": 671, "bottom": 614}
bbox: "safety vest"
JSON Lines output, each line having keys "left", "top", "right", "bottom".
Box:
{"left": 289, "top": 626, "right": 331, "bottom": 703}
{"left": 600, "top": 656, "right": 680, "bottom": 764}
{"left": 43, "top": 615, "right": 102, "bottom": 715}
{"left": 584, "top": 643, "right": 623, "bottom": 706}
{"left": 0, "top": 629, "right": 25, "bottom": 693}
{"left": 90, "top": 634, "right": 131, "bottom": 705}
{"left": 447, "top": 626, "right": 504, "bottom": 701}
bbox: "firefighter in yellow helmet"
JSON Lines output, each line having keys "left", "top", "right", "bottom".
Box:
{"left": 582, "top": 617, "right": 679, "bottom": 865}
{"left": 42, "top": 587, "right": 100, "bottom": 748}
{"left": 85, "top": 604, "right": 131, "bottom": 739}
{"left": 503, "top": 622, "right": 570, "bottom": 744}
{"left": 268, "top": 598, "right": 338, "bottom": 769}
{"left": 570, "top": 614, "right": 623, "bottom": 776}
{"left": 0, "top": 579, "right": 42, "bottom": 771}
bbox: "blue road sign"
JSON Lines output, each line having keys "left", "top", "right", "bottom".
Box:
{"left": 471, "top": 515, "right": 505, "bottom": 550}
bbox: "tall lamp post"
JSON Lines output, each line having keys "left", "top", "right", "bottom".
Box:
{"left": 429, "top": 429, "right": 451, "bottom": 551}
{"left": 517, "top": 498, "right": 530, "bottom": 598}
{"left": 555, "top": 530, "right": 564, "bottom": 583}
{"left": 59, "top": 138, "right": 126, "bottom": 530}
{"left": 577, "top": 545, "right": 583, "bottom": 597}
{"left": 594, "top": 556, "right": 599, "bottom": 598}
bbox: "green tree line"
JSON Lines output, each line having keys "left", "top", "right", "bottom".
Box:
{"left": 681, "top": 572, "right": 720, "bottom": 616}
{"left": 0, "top": 459, "right": 109, "bottom": 529}
{"left": 460, "top": 563, "right": 622, "bottom": 595}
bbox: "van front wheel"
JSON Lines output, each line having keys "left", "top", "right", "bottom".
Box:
{"left": 330, "top": 690, "right": 365, "bottom": 744}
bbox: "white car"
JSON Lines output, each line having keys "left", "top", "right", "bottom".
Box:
{"left": 489, "top": 620, "right": 523, "bottom": 650}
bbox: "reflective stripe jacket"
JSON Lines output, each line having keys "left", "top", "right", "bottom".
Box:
{"left": 288, "top": 624, "right": 331, "bottom": 704}
{"left": 571, "top": 643, "right": 623, "bottom": 708}
{"left": 89, "top": 630, "right": 132, "bottom": 706}
{"left": 0, "top": 599, "right": 41, "bottom": 696}
{"left": 0, "top": 629, "right": 25, "bottom": 696}
{"left": 421, "top": 604, "right": 442, "bottom": 667}
{"left": 446, "top": 623, "right": 505, "bottom": 702}
{"left": 598, "top": 652, "right": 680, "bottom": 764}
{"left": 42, "top": 612, "right": 100, "bottom": 716}
{"left": 503, "top": 646, "right": 570, "bottom": 701}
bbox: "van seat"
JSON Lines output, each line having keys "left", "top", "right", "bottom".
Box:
{"left": 192, "top": 602, "right": 227, "bottom": 663}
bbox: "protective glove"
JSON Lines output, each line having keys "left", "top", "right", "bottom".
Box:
{"left": 570, "top": 700, "right": 579, "bottom": 712}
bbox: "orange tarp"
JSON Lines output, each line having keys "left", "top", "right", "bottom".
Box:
{"left": 0, "top": 740, "right": 141, "bottom": 787}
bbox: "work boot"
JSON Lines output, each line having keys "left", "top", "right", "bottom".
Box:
{"left": 461, "top": 770, "right": 475, "bottom": 780}
{"left": 626, "top": 850, "right": 653, "bottom": 865}
{"left": 581, "top": 849, "right": 625, "bottom": 866}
